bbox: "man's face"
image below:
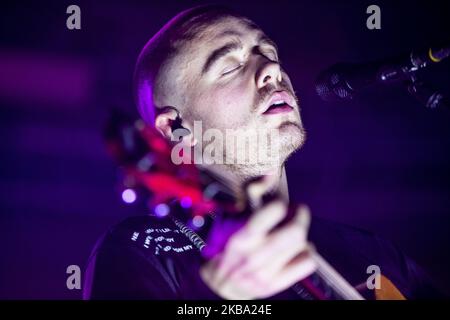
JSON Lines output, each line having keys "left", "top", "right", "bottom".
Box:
{"left": 162, "top": 16, "right": 305, "bottom": 176}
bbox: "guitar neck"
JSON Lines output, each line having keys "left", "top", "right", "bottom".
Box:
{"left": 292, "top": 251, "right": 364, "bottom": 300}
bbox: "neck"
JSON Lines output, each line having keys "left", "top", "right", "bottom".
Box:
{"left": 201, "top": 164, "right": 290, "bottom": 204}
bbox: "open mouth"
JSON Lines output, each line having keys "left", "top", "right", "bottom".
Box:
{"left": 263, "top": 100, "right": 293, "bottom": 114}
{"left": 262, "top": 91, "right": 295, "bottom": 115}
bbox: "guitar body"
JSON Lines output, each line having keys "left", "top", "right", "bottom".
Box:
{"left": 376, "top": 275, "right": 406, "bottom": 300}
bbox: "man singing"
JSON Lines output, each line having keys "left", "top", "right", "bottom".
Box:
{"left": 83, "top": 5, "right": 442, "bottom": 300}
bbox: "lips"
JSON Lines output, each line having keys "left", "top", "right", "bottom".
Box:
{"left": 262, "top": 91, "right": 295, "bottom": 115}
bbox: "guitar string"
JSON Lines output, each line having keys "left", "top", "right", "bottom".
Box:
{"left": 171, "top": 216, "right": 207, "bottom": 251}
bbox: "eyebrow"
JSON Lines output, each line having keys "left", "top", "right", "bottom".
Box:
{"left": 201, "top": 33, "right": 279, "bottom": 76}
{"left": 202, "top": 41, "right": 243, "bottom": 75}
{"left": 258, "top": 34, "right": 279, "bottom": 54}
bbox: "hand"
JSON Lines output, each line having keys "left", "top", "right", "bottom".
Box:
{"left": 200, "top": 175, "right": 317, "bottom": 299}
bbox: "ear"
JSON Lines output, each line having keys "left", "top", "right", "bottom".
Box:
{"left": 154, "top": 107, "right": 195, "bottom": 146}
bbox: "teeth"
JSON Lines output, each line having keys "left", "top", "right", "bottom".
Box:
{"left": 272, "top": 100, "right": 285, "bottom": 106}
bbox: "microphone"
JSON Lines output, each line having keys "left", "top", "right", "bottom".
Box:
{"left": 315, "top": 45, "right": 450, "bottom": 102}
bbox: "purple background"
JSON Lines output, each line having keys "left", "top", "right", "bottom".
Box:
{"left": 1, "top": 0, "right": 449, "bottom": 299}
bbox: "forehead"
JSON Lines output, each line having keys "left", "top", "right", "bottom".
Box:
{"left": 193, "top": 16, "right": 263, "bottom": 43}
{"left": 178, "top": 16, "right": 267, "bottom": 62}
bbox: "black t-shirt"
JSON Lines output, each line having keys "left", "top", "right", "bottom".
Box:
{"left": 83, "top": 214, "right": 443, "bottom": 300}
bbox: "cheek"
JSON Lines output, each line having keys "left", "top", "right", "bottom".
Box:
{"left": 283, "top": 74, "right": 294, "bottom": 90}
{"left": 199, "top": 82, "right": 254, "bottom": 127}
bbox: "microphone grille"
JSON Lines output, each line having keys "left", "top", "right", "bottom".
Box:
{"left": 315, "top": 64, "right": 354, "bottom": 102}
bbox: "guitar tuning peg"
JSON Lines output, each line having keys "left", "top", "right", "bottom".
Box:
{"left": 134, "top": 119, "right": 145, "bottom": 130}
{"left": 152, "top": 203, "right": 171, "bottom": 218}
{"left": 136, "top": 154, "right": 156, "bottom": 172}
{"left": 180, "top": 196, "right": 193, "bottom": 209}
{"left": 121, "top": 188, "right": 137, "bottom": 204}
{"left": 191, "top": 215, "right": 205, "bottom": 229}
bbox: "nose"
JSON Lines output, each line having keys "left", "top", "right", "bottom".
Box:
{"left": 255, "top": 61, "right": 282, "bottom": 89}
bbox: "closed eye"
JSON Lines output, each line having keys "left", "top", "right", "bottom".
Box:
{"left": 221, "top": 62, "right": 244, "bottom": 76}
{"left": 261, "top": 50, "right": 279, "bottom": 63}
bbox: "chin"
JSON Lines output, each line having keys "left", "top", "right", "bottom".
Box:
{"left": 278, "top": 121, "right": 306, "bottom": 156}
{"left": 221, "top": 121, "right": 306, "bottom": 176}
{"left": 259, "top": 123, "right": 305, "bottom": 170}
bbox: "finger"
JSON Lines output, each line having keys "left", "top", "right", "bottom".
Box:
{"left": 240, "top": 199, "right": 287, "bottom": 236}
{"left": 200, "top": 255, "right": 220, "bottom": 286}
{"left": 277, "top": 247, "right": 317, "bottom": 286}
{"left": 262, "top": 248, "right": 317, "bottom": 298}
{"left": 202, "top": 207, "right": 314, "bottom": 300}
{"left": 209, "top": 252, "right": 246, "bottom": 289}
{"left": 210, "top": 200, "right": 287, "bottom": 286}
{"left": 263, "top": 205, "right": 312, "bottom": 275}
{"left": 209, "top": 271, "right": 254, "bottom": 300}
{"left": 226, "top": 206, "right": 312, "bottom": 291}
{"left": 236, "top": 213, "right": 310, "bottom": 278}
{"left": 246, "top": 172, "right": 278, "bottom": 208}
{"left": 296, "top": 204, "right": 311, "bottom": 232}
{"left": 201, "top": 252, "right": 244, "bottom": 294}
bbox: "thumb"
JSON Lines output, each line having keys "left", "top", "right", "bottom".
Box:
{"left": 245, "top": 171, "right": 279, "bottom": 208}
